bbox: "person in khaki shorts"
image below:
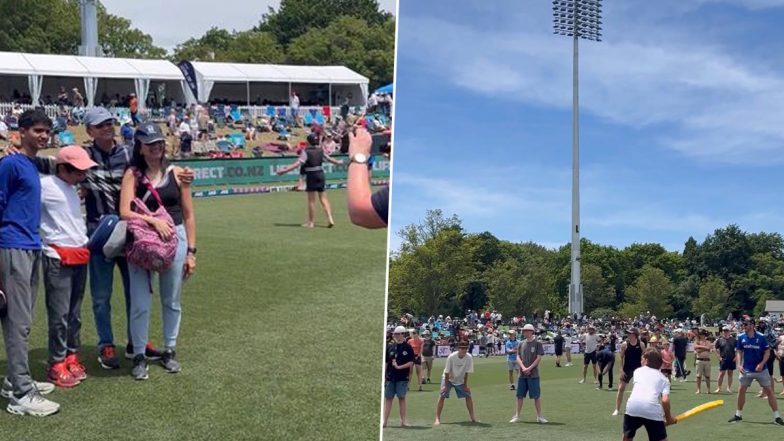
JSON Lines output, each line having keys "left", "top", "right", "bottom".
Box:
{"left": 693, "top": 329, "right": 712, "bottom": 394}
{"left": 421, "top": 330, "right": 436, "bottom": 384}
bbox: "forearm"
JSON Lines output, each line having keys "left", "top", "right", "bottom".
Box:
{"left": 346, "top": 163, "right": 384, "bottom": 227}
{"left": 662, "top": 396, "right": 673, "bottom": 420}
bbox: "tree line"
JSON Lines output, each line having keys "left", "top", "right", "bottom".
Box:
{"left": 388, "top": 209, "right": 784, "bottom": 321}
{"left": 0, "top": 0, "right": 394, "bottom": 89}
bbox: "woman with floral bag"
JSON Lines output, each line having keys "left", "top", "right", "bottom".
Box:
{"left": 119, "top": 123, "right": 196, "bottom": 381}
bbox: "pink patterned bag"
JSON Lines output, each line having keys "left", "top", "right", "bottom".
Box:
{"left": 125, "top": 170, "right": 178, "bottom": 273}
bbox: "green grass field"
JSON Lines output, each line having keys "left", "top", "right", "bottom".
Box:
{"left": 0, "top": 190, "right": 388, "bottom": 441}
{"left": 383, "top": 356, "right": 784, "bottom": 441}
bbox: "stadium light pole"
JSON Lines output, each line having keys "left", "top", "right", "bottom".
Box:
{"left": 552, "top": 0, "right": 602, "bottom": 318}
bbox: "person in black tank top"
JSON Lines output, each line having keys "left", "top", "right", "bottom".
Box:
{"left": 613, "top": 328, "right": 645, "bottom": 416}
{"left": 277, "top": 133, "right": 344, "bottom": 228}
{"left": 119, "top": 123, "right": 197, "bottom": 379}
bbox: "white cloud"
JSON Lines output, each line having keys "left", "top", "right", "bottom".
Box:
{"left": 398, "top": 8, "right": 784, "bottom": 165}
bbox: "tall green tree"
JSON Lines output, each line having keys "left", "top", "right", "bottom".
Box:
{"left": 692, "top": 276, "right": 729, "bottom": 319}
{"left": 619, "top": 265, "right": 673, "bottom": 318}
{"left": 256, "top": 0, "right": 390, "bottom": 46}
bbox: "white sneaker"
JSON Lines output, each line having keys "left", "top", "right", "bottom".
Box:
{"left": 6, "top": 389, "right": 60, "bottom": 416}
{"left": 509, "top": 416, "right": 519, "bottom": 423}
{"left": 537, "top": 416, "right": 549, "bottom": 424}
{"left": 579, "top": 379, "right": 585, "bottom": 384}
{"left": 612, "top": 409, "right": 619, "bottom": 416}
{"left": 1, "top": 378, "right": 55, "bottom": 399}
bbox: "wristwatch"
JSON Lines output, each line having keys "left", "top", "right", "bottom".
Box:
{"left": 349, "top": 153, "right": 368, "bottom": 165}
{"left": 187, "top": 247, "right": 197, "bottom": 255}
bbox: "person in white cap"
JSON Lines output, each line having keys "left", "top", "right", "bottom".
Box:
{"left": 40, "top": 146, "right": 97, "bottom": 389}
{"left": 383, "top": 325, "right": 414, "bottom": 428}
{"left": 510, "top": 324, "right": 547, "bottom": 423}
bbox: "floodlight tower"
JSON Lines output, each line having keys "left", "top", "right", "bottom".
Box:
{"left": 79, "top": 0, "right": 103, "bottom": 57}
{"left": 552, "top": 0, "right": 602, "bottom": 318}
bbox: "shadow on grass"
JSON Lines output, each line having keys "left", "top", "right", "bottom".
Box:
{"left": 520, "top": 421, "right": 565, "bottom": 426}
{"left": 442, "top": 421, "right": 493, "bottom": 427}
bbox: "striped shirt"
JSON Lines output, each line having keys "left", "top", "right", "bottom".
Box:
{"left": 37, "top": 141, "right": 132, "bottom": 226}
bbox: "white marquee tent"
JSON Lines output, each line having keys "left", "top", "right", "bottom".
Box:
{"left": 0, "top": 51, "right": 188, "bottom": 108}
{"left": 183, "top": 61, "right": 369, "bottom": 107}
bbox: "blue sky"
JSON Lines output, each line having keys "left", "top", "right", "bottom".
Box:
{"left": 389, "top": 0, "right": 784, "bottom": 253}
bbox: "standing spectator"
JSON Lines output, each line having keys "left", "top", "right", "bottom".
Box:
{"left": 120, "top": 117, "right": 135, "bottom": 144}
{"left": 57, "top": 86, "right": 69, "bottom": 106}
{"left": 622, "top": 348, "right": 677, "bottom": 441}
{"left": 166, "top": 109, "right": 177, "bottom": 136}
{"left": 597, "top": 341, "right": 615, "bottom": 390}
{"left": 563, "top": 328, "right": 573, "bottom": 367}
{"left": 0, "top": 110, "right": 59, "bottom": 416}
{"left": 340, "top": 97, "right": 350, "bottom": 121}
{"left": 510, "top": 324, "right": 547, "bottom": 423}
{"left": 421, "top": 330, "right": 436, "bottom": 384}
{"left": 71, "top": 88, "right": 84, "bottom": 108}
{"left": 728, "top": 318, "right": 783, "bottom": 425}
{"left": 693, "top": 329, "right": 712, "bottom": 394}
{"left": 671, "top": 329, "right": 690, "bottom": 382}
{"left": 715, "top": 326, "right": 736, "bottom": 393}
{"left": 178, "top": 115, "right": 191, "bottom": 139}
{"left": 40, "top": 146, "right": 97, "bottom": 389}
{"left": 118, "top": 123, "right": 197, "bottom": 380}
{"left": 659, "top": 338, "right": 674, "bottom": 383}
{"left": 383, "top": 326, "right": 413, "bottom": 428}
{"left": 408, "top": 330, "right": 424, "bottom": 392}
{"left": 776, "top": 330, "right": 784, "bottom": 396}
{"left": 505, "top": 330, "right": 519, "bottom": 390}
{"left": 434, "top": 340, "right": 478, "bottom": 426}
{"left": 580, "top": 325, "right": 600, "bottom": 384}
{"left": 614, "top": 328, "right": 644, "bottom": 416}
{"left": 129, "top": 93, "right": 139, "bottom": 126}
{"left": 289, "top": 91, "right": 300, "bottom": 126}
{"left": 554, "top": 330, "right": 565, "bottom": 367}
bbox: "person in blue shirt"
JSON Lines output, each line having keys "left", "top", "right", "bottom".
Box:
{"left": 0, "top": 110, "right": 60, "bottom": 416}
{"left": 506, "top": 330, "right": 519, "bottom": 390}
{"left": 728, "top": 318, "right": 783, "bottom": 425}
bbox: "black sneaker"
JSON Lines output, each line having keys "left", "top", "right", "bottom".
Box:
{"left": 161, "top": 349, "right": 181, "bottom": 373}
{"left": 125, "top": 342, "right": 163, "bottom": 361}
{"left": 131, "top": 354, "right": 148, "bottom": 380}
{"left": 728, "top": 415, "right": 742, "bottom": 423}
{"left": 98, "top": 345, "right": 120, "bottom": 370}
{"left": 774, "top": 417, "right": 784, "bottom": 426}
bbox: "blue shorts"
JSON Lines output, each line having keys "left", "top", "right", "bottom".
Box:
{"left": 384, "top": 380, "right": 408, "bottom": 399}
{"left": 440, "top": 380, "right": 470, "bottom": 399}
{"left": 516, "top": 376, "right": 541, "bottom": 399}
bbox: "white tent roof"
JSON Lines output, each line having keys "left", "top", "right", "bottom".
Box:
{"left": 190, "top": 61, "right": 368, "bottom": 85}
{"left": 0, "top": 51, "right": 182, "bottom": 80}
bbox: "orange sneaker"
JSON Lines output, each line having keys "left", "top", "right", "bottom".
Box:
{"left": 47, "top": 361, "right": 80, "bottom": 388}
{"left": 65, "top": 353, "right": 87, "bottom": 381}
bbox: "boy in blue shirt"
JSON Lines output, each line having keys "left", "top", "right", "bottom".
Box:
{"left": 728, "top": 318, "right": 784, "bottom": 425}
{"left": 506, "top": 330, "right": 519, "bottom": 390}
{"left": 0, "top": 110, "right": 59, "bottom": 416}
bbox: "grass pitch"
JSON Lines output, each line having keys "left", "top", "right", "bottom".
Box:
{"left": 383, "top": 355, "right": 784, "bottom": 441}
{"left": 0, "top": 190, "right": 388, "bottom": 441}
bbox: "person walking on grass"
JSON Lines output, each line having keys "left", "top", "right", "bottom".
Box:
{"left": 0, "top": 110, "right": 58, "bottom": 416}
{"left": 622, "top": 348, "right": 678, "bottom": 441}
{"left": 714, "top": 326, "right": 736, "bottom": 393}
{"left": 614, "top": 328, "right": 644, "bottom": 416}
{"left": 434, "top": 340, "right": 478, "bottom": 426}
{"left": 505, "top": 329, "right": 518, "bottom": 390}
{"left": 728, "top": 318, "right": 784, "bottom": 426}
{"left": 421, "top": 330, "right": 436, "bottom": 384}
{"left": 276, "top": 133, "right": 343, "bottom": 228}
{"left": 408, "top": 329, "right": 424, "bottom": 392}
{"left": 510, "top": 324, "right": 547, "bottom": 424}
{"left": 383, "top": 326, "right": 414, "bottom": 428}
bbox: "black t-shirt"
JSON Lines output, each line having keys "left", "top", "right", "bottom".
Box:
{"left": 672, "top": 336, "right": 688, "bottom": 358}
{"left": 715, "top": 336, "right": 736, "bottom": 360}
{"left": 554, "top": 334, "right": 564, "bottom": 351}
{"left": 422, "top": 339, "right": 436, "bottom": 357}
{"left": 371, "top": 186, "right": 389, "bottom": 225}
{"left": 386, "top": 341, "right": 414, "bottom": 382}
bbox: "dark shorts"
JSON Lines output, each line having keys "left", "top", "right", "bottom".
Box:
{"left": 555, "top": 346, "right": 563, "bottom": 356}
{"left": 305, "top": 171, "right": 325, "bottom": 192}
{"left": 414, "top": 355, "right": 422, "bottom": 366}
{"left": 584, "top": 351, "right": 597, "bottom": 365}
{"left": 621, "top": 369, "right": 635, "bottom": 384}
{"left": 623, "top": 414, "right": 667, "bottom": 441}
{"left": 719, "top": 358, "right": 736, "bottom": 371}
{"left": 516, "top": 377, "right": 541, "bottom": 399}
